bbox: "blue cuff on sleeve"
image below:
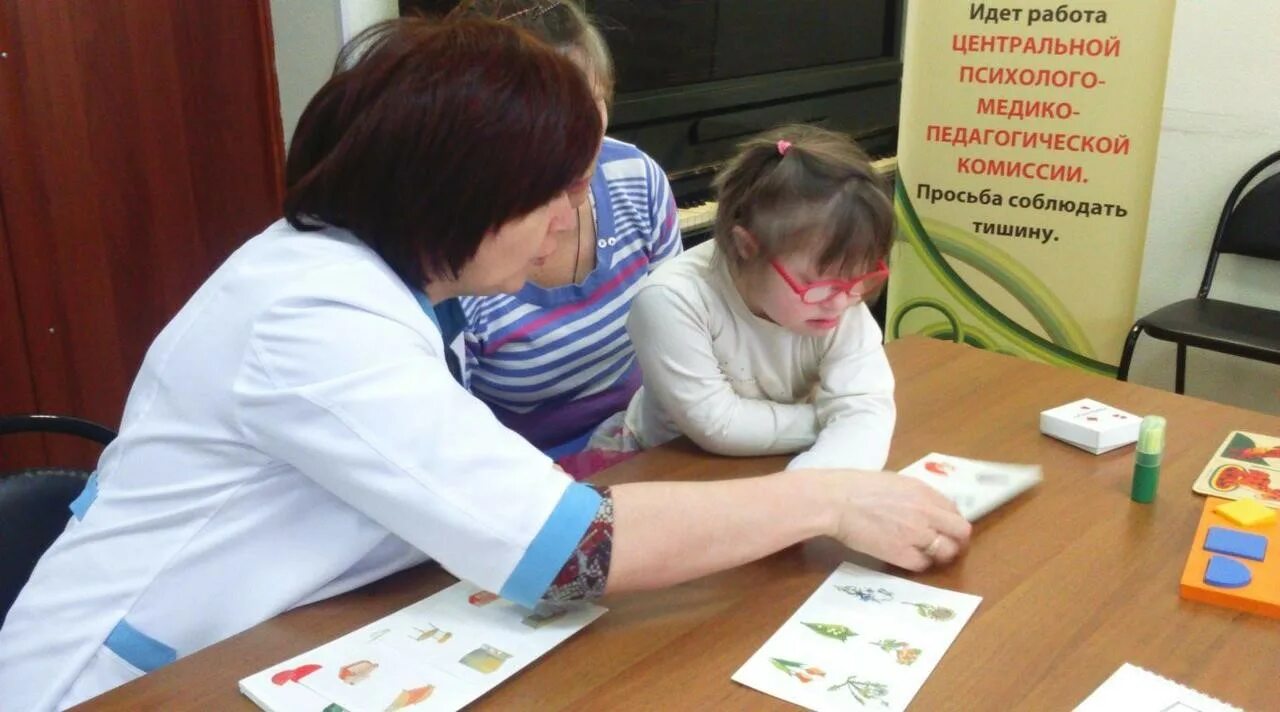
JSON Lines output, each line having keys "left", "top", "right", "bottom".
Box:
{"left": 499, "top": 482, "right": 602, "bottom": 608}
{"left": 105, "top": 618, "right": 177, "bottom": 672}
{"left": 69, "top": 473, "right": 99, "bottom": 521}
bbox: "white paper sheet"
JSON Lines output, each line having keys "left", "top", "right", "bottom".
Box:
{"left": 732, "top": 563, "right": 981, "bottom": 711}
{"left": 1074, "top": 663, "right": 1242, "bottom": 712}
{"left": 899, "top": 452, "right": 1042, "bottom": 521}
{"left": 240, "top": 582, "right": 605, "bottom": 712}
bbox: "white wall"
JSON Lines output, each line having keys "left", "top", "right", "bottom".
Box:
{"left": 269, "top": 0, "right": 398, "bottom": 148}
{"left": 337, "top": 0, "right": 401, "bottom": 45}
{"left": 1129, "top": 0, "right": 1280, "bottom": 414}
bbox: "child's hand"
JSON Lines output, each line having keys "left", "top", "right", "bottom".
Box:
{"left": 818, "top": 470, "right": 972, "bottom": 571}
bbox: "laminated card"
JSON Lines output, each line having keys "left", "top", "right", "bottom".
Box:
{"left": 733, "top": 563, "right": 981, "bottom": 711}
{"left": 899, "top": 453, "right": 1041, "bottom": 521}
{"left": 240, "top": 582, "right": 605, "bottom": 712}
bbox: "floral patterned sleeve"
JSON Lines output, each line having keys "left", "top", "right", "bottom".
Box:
{"left": 542, "top": 485, "right": 614, "bottom": 602}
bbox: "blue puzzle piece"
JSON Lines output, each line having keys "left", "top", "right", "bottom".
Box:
{"left": 1203, "top": 526, "right": 1268, "bottom": 561}
{"left": 1204, "top": 555, "right": 1252, "bottom": 588}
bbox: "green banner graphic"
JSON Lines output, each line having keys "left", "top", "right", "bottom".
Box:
{"left": 887, "top": 1, "right": 1177, "bottom": 373}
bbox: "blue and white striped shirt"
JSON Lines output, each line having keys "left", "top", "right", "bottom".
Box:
{"left": 461, "top": 139, "right": 682, "bottom": 452}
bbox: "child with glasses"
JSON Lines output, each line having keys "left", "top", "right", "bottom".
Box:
{"left": 578, "top": 124, "right": 896, "bottom": 471}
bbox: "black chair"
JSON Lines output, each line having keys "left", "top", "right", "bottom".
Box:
{"left": 0, "top": 414, "right": 117, "bottom": 622}
{"left": 1118, "top": 150, "right": 1280, "bottom": 393}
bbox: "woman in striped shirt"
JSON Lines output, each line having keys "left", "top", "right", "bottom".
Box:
{"left": 458, "top": 2, "right": 683, "bottom": 475}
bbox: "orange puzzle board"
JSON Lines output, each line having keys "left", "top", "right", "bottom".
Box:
{"left": 1179, "top": 497, "right": 1280, "bottom": 619}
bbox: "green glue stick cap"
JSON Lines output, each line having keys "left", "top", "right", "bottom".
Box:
{"left": 1137, "top": 415, "right": 1166, "bottom": 459}
{"left": 1131, "top": 415, "right": 1165, "bottom": 503}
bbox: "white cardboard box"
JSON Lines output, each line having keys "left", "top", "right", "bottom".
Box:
{"left": 1039, "top": 398, "right": 1141, "bottom": 454}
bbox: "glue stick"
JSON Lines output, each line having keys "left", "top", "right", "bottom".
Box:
{"left": 1130, "top": 415, "right": 1165, "bottom": 503}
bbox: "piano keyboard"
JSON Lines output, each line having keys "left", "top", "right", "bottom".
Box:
{"left": 676, "top": 155, "right": 898, "bottom": 237}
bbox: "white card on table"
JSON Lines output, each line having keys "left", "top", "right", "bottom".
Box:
{"left": 732, "top": 563, "right": 981, "bottom": 712}
{"left": 899, "top": 453, "right": 1042, "bottom": 521}
{"left": 1074, "top": 663, "right": 1242, "bottom": 712}
{"left": 240, "top": 582, "right": 606, "bottom": 712}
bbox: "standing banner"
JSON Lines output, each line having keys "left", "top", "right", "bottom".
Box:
{"left": 886, "top": 1, "right": 1177, "bottom": 374}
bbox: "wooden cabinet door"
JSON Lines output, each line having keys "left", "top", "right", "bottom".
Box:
{"left": 0, "top": 0, "right": 285, "bottom": 468}
{"left": 0, "top": 199, "right": 47, "bottom": 470}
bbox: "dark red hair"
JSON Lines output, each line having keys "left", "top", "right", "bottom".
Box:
{"left": 284, "top": 17, "right": 601, "bottom": 285}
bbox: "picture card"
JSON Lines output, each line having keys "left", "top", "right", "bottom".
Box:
{"left": 241, "top": 653, "right": 341, "bottom": 712}
{"left": 1192, "top": 431, "right": 1280, "bottom": 508}
{"left": 240, "top": 582, "right": 606, "bottom": 712}
{"left": 1074, "top": 663, "right": 1241, "bottom": 712}
{"left": 732, "top": 562, "right": 981, "bottom": 712}
{"left": 900, "top": 453, "right": 1042, "bottom": 521}
{"left": 293, "top": 640, "right": 476, "bottom": 712}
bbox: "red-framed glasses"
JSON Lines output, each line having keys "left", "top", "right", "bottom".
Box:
{"left": 769, "top": 257, "right": 889, "bottom": 305}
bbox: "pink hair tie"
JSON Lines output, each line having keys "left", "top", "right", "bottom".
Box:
{"left": 776, "top": 139, "right": 792, "bottom": 156}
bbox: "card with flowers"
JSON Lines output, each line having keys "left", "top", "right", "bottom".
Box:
{"left": 732, "top": 563, "right": 980, "bottom": 711}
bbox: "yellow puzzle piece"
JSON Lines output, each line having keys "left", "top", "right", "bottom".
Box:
{"left": 1214, "top": 498, "right": 1277, "bottom": 527}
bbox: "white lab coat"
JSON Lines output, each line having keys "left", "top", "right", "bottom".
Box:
{"left": 0, "top": 221, "right": 596, "bottom": 710}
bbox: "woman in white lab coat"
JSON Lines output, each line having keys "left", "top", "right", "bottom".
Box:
{"left": 0, "top": 18, "right": 969, "bottom": 710}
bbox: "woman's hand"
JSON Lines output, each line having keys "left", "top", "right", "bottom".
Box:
{"left": 816, "top": 469, "right": 972, "bottom": 572}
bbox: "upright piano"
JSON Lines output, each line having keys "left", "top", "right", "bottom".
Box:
{"left": 399, "top": 1, "right": 904, "bottom": 246}
{"left": 594, "top": 0, "right": 905, "bottom": 245}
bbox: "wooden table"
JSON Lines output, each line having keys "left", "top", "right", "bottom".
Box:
{"left": 81, "top": 337, "right": 1280, "bottom": 711}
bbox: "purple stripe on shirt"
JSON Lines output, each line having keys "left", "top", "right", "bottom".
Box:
{"left": 489, "top": 366, "right": 641, "bottom": 450}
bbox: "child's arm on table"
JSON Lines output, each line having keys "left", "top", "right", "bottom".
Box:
{"left": 628, "top": 285, "right": 818, "bottom": 456}
{"left": 787, "top": 305, "right": 895, "bottom": 471}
